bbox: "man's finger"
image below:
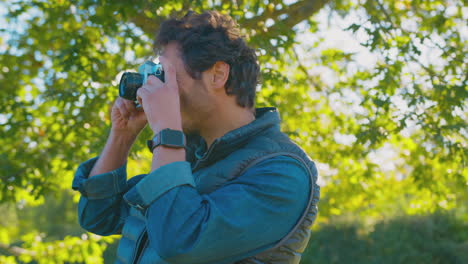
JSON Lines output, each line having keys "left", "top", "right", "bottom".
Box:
{"left": 159, "top": 57, "right": 177, "bottom": 89}
{"left": 136, "top": 95, "right": 143, "bottom": 108}
{"left": 122, "top": 98, "right": 137, "bottom": 112}
{"left": 117, "top": 99, "right": 130, "bottom": 118}
{"left": 136, "top": 85, "right": 148, "bottom": 98}
{"left": 147, "top": 75, "right": 163, "bottom": 88}
{"left": 136, "top": 87, "right": 148, "bottom": 106}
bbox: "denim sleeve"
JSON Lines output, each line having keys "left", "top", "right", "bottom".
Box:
{"left": 123, "top": 161, "right": 195, "bottom": 210}
{"left": 72, "top": 156, "right": 145, "bottom": 236}
{"left": 125, "top": 156, "right": 310, "bottom": 264}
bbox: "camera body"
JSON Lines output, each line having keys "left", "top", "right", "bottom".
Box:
{"left": 118, "top": 61, "right": 165, "bottom": 101}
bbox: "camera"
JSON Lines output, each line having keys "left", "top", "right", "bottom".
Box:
{"left": 118, "top": 61, "right": 165, "bottom": 101}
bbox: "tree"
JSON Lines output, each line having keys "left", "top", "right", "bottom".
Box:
{"left": 0, "top": 0, "right": 466, "bottom": 262}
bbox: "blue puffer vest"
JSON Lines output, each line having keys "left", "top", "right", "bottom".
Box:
{"left": 115, "top": 107, "right": 320, "bottom": 263}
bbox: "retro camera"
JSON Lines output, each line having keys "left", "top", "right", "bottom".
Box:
{"left": 118, "top": 61, "right": 165, "bottom": 101}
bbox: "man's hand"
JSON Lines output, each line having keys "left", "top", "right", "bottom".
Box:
{"left": 111, "top": 97, "right": 148, "bottom": 138}
{"left": 136, "top": 57, "right": 182, "bottom": 134}
{"left": 88, "top": 97, "right": 147, "bottom": 177}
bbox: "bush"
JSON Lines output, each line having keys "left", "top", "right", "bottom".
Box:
{"left": 302, "top": 211, "right": 468, "bottom": 264}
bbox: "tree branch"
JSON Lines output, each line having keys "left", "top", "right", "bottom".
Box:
{"left": 242, "top": 0, "right": 330, "bottom": 30}
{"left": 246, "top": 0, "right": 331, "bottom": 43}
{"left": 241, "top": 0, "right": 330, "bottom": 29}
{"left": 128, "top": 0, "right": 331, "bottom": 40}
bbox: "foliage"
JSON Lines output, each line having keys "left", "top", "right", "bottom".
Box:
{"left": 0, "top": 190, "right": 118, "bottom": 263}
{"left": 302, "top": 211, "right": 468, "bottom": 264}
{"left": 0, "top": 0, "right": 466, "bottom": 262}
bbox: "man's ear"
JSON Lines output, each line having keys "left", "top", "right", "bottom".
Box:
{"left": 210, "top": 61, "right": 230, "bottom": 91}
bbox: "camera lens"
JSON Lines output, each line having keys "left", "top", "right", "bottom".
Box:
{"left": 119, "top": 72, "right": 143, "bottom": 101}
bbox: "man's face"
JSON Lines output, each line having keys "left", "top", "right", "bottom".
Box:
{"left": 160, "top": 42, "right": 215, "bottom": 135}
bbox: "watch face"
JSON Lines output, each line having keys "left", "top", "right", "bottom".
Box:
{"left": 160, "top": 129, "right": 185, "bottom": 148}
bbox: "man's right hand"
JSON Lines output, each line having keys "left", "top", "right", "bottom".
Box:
{"left": 111, "top": 97, "right": 148, "bottom": 138}
{"left": 88, "top": 97, "right": 148, "bottom": 178}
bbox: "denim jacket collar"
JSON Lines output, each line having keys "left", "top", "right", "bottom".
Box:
{"left": 186, "top": 107, "right": 281, "bottom": 171}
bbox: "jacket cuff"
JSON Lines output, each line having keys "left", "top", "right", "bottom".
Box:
{"left": 72, "top": 156, "right": 128, "bottom": 200}
{"left": 123, "top": 161, "right": 194, "bottom": 211}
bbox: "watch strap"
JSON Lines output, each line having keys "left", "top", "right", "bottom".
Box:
{"left": 147, "top": 128, "right": 186, "bottom": 152}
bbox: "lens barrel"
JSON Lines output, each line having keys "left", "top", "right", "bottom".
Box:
{"left": 119, "top": 72, "right": 143, "bottom": 101}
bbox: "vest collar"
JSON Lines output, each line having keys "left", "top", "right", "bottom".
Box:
{"left": 187, "top": 107, "right": 281, "bottom": 171}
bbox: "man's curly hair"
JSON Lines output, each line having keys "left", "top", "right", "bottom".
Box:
{"left": 154, "top": 11, "right": 260, "bottom": 109}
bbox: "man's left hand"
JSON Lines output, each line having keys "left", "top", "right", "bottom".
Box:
{"left": 136, "top": 57, "right": 182, "bottom": 134}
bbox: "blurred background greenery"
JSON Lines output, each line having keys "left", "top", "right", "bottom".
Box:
{"left": 0, "top": 0, "right": 466, "bottom": 263}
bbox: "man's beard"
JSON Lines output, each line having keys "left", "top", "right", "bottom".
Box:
{"left": 180, "top": 109, "right": 201, "bottom": 136}
{"left": 179, "top": 82, "right": 213, "bottom": 136}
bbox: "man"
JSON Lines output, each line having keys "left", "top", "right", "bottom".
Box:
{"left": 72, "top": 11, "right": 320, "bottom": 264}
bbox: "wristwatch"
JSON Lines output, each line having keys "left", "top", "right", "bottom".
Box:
{"left": 147, "top": 128, "right": 186, "bottom": 153}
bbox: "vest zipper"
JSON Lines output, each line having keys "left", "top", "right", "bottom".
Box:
{"left": 193, "top": 138, "right": 220, "bottom": 171}
{"left": 132, "top": 230, "right": 148, "bottom": 264}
